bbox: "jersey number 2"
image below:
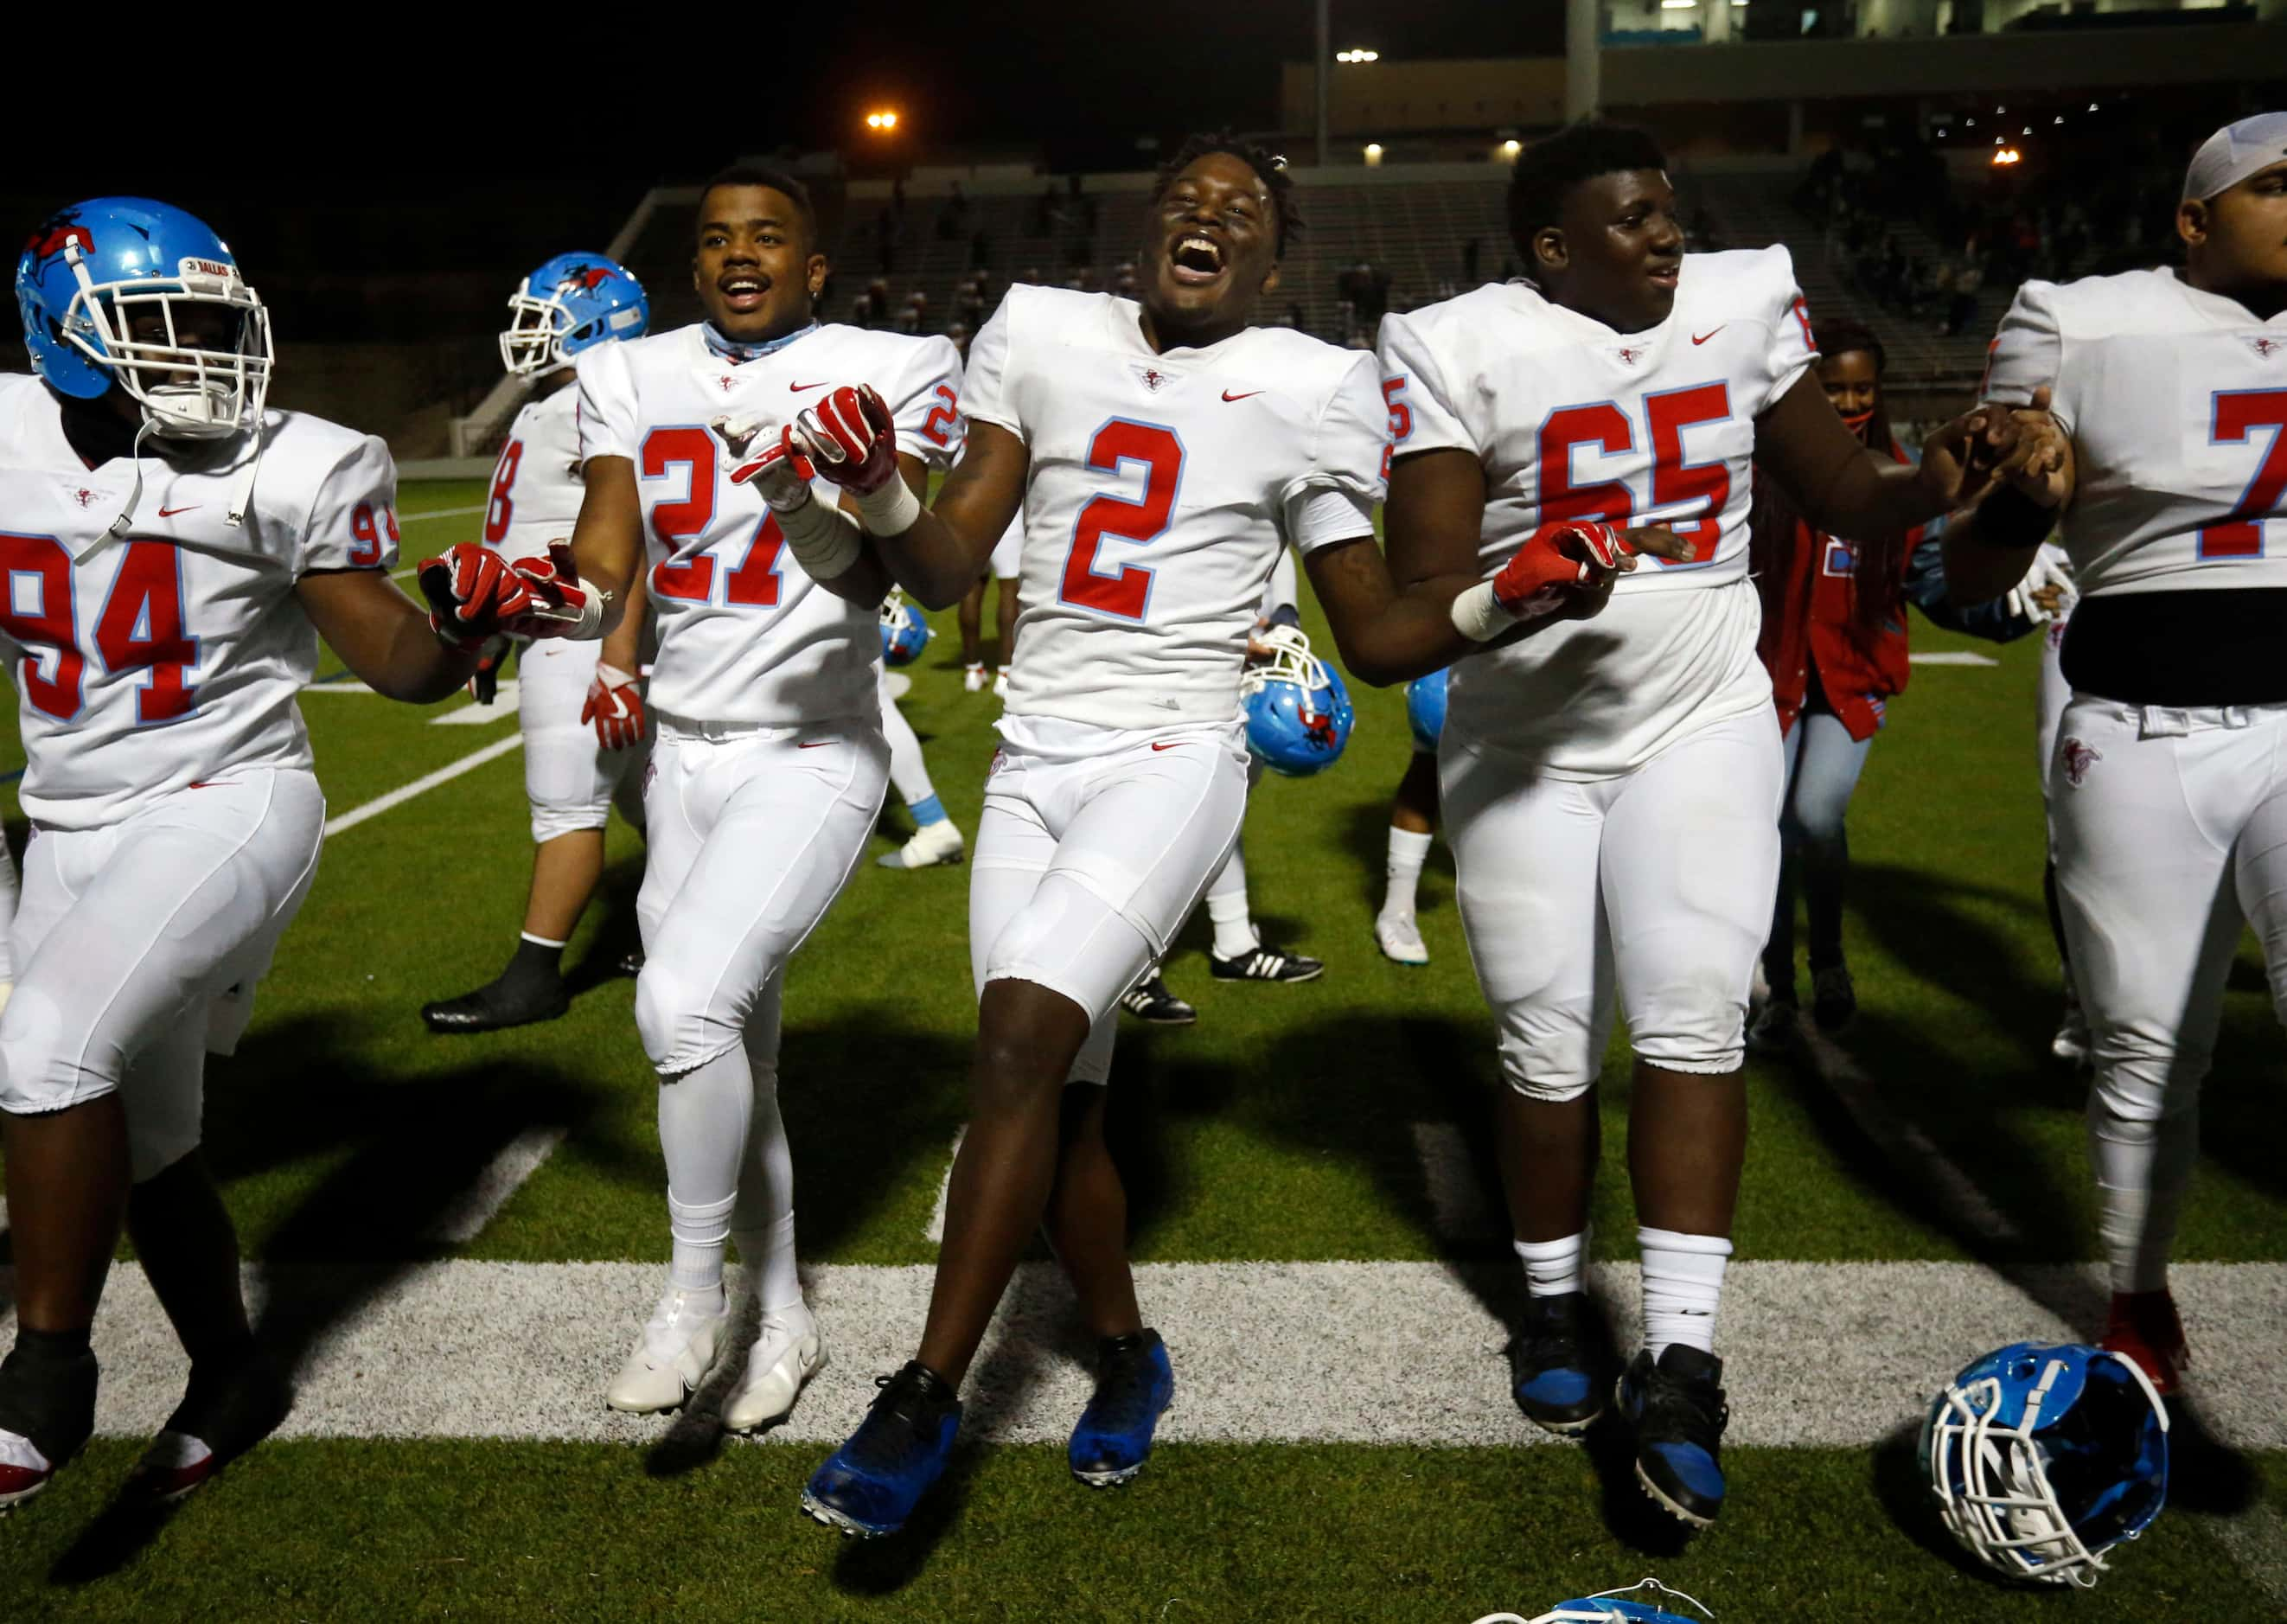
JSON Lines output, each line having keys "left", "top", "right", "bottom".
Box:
{"left": 641, "top": 427, "right": 785, "bottom": 607}
{"left": 2200, "top": 389, "right": 2287, "bottom": 559}
{"left": 0, "top": 535, "right": 197, "bottom": 723}
{"left": 1060, "top": 420, "right": 1183, "bottom": 621}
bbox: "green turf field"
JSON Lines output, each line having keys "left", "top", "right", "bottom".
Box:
{"left": 1, "top": 479, "right": 2281, "bottom": 1621}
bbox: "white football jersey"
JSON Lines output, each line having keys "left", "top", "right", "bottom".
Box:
{"left": 487, "top": 382, "right": 585, "bottom": 557}
{"left": 962, "top": 285, "right": 1384, "bottom": 732}
{"left": 1983, "top": 268, "right": 2287, "bottom": 597}
{"left": 0, "top": 373, "right": 397, "bottom": 829}
{"left": 1378, "top": 248, "right": 1817, "bottom": 777}
{"left": 576, "top": 323, "right": 962, "bottom": 726}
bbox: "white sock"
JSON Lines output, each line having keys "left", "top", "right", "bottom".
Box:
{"left": 667, "top": 1191, "right": 737, "bottom": 1295}
{"left": 2089, "top": 1097, "right": 2198, "bottom": 1295}
{"left": 1513, "top": 1231, "right": 1587, "bottom": 1297}
{"left": 1382, "top": 827, "right": 1433, "bottom": 919}
{"left": 659, "top": 1044, "right": 753, "bottom": 1295}
{"left": 731, "top": 1061, "right": 803, "bottom": 1312}
{"left": 1205, "top": 841, "right": 1259, "bottom": 959}
{"left": 1639, "top": 1227, "right": 1731, "bottom": 1358}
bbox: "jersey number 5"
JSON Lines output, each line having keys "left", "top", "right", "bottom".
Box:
{"left": 0, "top": 534, "right": 197, "bottom": 723}
{"left": 1059, "top": 419, "right": 1182, "bottom": 621}
{"left": 2200, "top": 389, "right": 2287, "bottom": 559}
{"left": 1538, "top": 384, "right": 1734, "bottom": 566}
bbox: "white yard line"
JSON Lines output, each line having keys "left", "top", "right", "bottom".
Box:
{"left": 322, "top": 736, "right": 525, "bottom": 839}
{"left": 1410, "top": 1122, "right": 1500, "bottom": 1243}
{"left": 423, "top": 1128, "right": 566, "bottom": 1245}
{"left": 16, "top": 1259, "right": 2284, "bottom": 1449}
{"left": 923, "top": 1127, "right": 967, "bottom": 1243}
{"left": 430, "top": 681, "right": 521, "bottom": 725}
{"left": 1907, "top": 651, "right": 1998, "bottom": 667}
{"left": 400, "top": 504, "right": 488, "bottom": 522}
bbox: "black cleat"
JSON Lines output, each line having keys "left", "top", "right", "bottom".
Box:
{"left": 1208, "top": 943, "right": 1325, "bottom": 983}
{"left": 1509, "top": 1292, "right": 1607, "bottom": 1435}
{"left": 0, "top": 1334, "right": 98, "bottom": 1512}
{"left": 1811, "top": 965, "right": 1856, "bottom": 1033}
{"left": 421, "top": 972, "right": 569, "bottom": 1034}
{"left": 1615, "top": 1344, "right": 1729, "bottom": 1527}
{"left": 1119, "top": 975, "right": 1197, "bottom": 1026}
{"left": 616, "top": 949, "right": 644, "bottom": 978}
{"left": 126, "top": 1353, "right": 294, "bottom": 1504}
{"left": 1745, "top": 995, "right": 1799, "bottom": 1057}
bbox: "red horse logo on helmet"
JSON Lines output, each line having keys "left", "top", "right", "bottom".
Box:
{"left": 554, "top": 263, "right": 614, "bottom": 297}
{"left": 1301, "top": 706, "right": 1338, "bottom": 751}
{"left": 25, "top": 216, "right": 93, "bottom": 267}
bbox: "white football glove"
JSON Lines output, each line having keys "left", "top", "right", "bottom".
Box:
{"left": 2004, "top": 543, "right": 2078, "bottom": 627}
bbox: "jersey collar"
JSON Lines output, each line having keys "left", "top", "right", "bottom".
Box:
{"left": 701, "top": 320, "right": 820, "bottom": 364}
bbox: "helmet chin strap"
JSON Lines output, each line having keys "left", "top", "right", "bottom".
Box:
{"left": 101, "top": 418, "right": 160, "bottom": 542}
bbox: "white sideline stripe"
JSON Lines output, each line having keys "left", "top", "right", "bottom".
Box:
{"left": 923, "top": 1127, "right": 967, "bottom": 1244}
{"left": 322, "top": 736, "right": 525, "bottom": 839}
{"left": 431, "top": 681, "right": 521, "bottom": 725}
{"left": 1907, "top": 651, "right": 1998, "bottom": 668}
{"left": 1410, "top": 1122, "right": 1499, "bottom": 1242}
{"left": 400, "top": 504, "right": 488, "bottom": 523}
{"left": 15, "top": 1259, "right": 2287, "bottom": 1449}
{"left": 423, "top": 1128, "right": 565, "bottom": 1245}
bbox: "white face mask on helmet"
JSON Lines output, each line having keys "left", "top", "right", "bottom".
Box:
{"left": 54, "top": 243, "right": 273, "bottom": 441}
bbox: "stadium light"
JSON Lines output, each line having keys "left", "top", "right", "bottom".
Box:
{"left": 866, "top": 109, "right": 900, "bottom": 131}
{"left": 1336, "top": 48, "right": 1380, "bottom": 62}
{"left": 1660, "top": 1, "right": 1698, "bottom": 9}
{"left": 1501, "top": 139, "right": 1522, "bottom": 157}
{"left": 1992, "top": 147, "right": 2022, "bottom": 166}
{"left": 1364, "top": 142, "right": 1384, "bottom": 166}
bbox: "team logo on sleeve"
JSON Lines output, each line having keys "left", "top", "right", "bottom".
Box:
{"left": 2253, "top": 336, "right": 2284, "bottom": 361}
{"left": 2061, "top": 738, "right": 2102, "bottom": 787}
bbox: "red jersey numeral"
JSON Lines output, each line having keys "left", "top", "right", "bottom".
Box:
{"left": 642, "top": 425, "right": 784, "bottom": 607}
{"left": 483, "top": 439, "right": 525, "bottom": 543}
{"left": 919, "top": 383, "right": 960, "bottom": 449}
{"left": 1060, "top": 420, "right": 1183, "bottom": 621}
{"left": 348, "top": 500, "right": 398, "bottom": 568}
{"left": 0, "top": 534, "right": 198, "bottom": 723}
{"left": 2199, "top": 389, "right": 2287, "bottom": 559}
{"left": 1538, "top": 387, "right": 1735, "bottom": 566}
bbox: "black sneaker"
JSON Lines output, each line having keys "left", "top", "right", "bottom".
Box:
{"left": 1745, "top": 995, "right": 1799, "bottom": 1057}
{"left": 1119, "top": 975, "right": 1197, "bottom": 1026}
{"left": 1614, "top": 1344, "right": 1730, "bottom": 1527}
{"left": 421, "top": 972, "right": 570, "bottom": 1034}
{"left": 801, "top": 1361, "right": 963, "bottom": 1538}
{"left": 1208, "top": 943, "right": 1325, "bottom": 983}
{"left": 126, "top": 1353, "right": 293, "bottom": 1504}
{"left": 1811, "top": 966, "right": 1856, "bottom": 1033}
{"left": 1509, "top": 1292, "right": 1607, "bottom": 1435}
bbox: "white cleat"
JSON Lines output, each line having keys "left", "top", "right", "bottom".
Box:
{"left": 1375, "top": 912, "right": 1428, "bottom": 966}
{"left": 992, "top": 668, "right": 1009, "bottom": 698}
{"left": 963, "top": 662, "right": 988, "bottom": 693}
{"left": 723, "top": 1303, "right": 829, "bottom": 1433}
{"left": 2051, "top": 992, "right": 2092, "bottom": 1068}
{"left": 878, "top": 819, "right": 965, "bottom": 870}
{"left": 0, "top": 1428, "right": 56, "bottom": 1512}
{"left": 606, "top": 1288, "right": 728, "bottom": 1415}
{"left": 125, "top": 1429, "right": 217, "bottom": 1505}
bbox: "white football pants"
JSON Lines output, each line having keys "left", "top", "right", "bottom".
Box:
{"left": 519, "top": 637, "right": 648, "bottom": 844}
{"left": 1441, "top": 707, "right": 1784, "bottom": 1099}
{"left": 0, "top": 769, "right": 324, "bottom": 1179}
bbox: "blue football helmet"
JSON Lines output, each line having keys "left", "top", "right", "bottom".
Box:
{"left": 1920, "top": 1341, "right": 2168, "bottom": 1589}
{"left": 1406, "top": 665, "right": 1448, "bottom": 752}
{"left": 1243, "top": 626, "right": 1353, "bottom": 777}
{"left": 16, "top": 197, "right": 272, "bottom": 438}
{"left": 1476, "top": 1576, "right": 1714, "bottom": 1624}
{"left": 881, "top": 592, "right": 930, "bottom": 667}
{"left": 500, "top": 253, "right": 648, "bottom": 379}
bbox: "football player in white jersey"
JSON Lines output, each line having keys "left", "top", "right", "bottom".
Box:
{"left": 778, "top": 134, "right": 1689, "bottom": 1539}
{"left": 423, "top": 253, "right": 655, "bottom": 1033}
{"left": 1947, "top": 112, "right": 2287, "bottom": 1400}
{"left": 0, "top": 198, "right": 490, "bottom": 1509}
{"left": 425, "top": 166, "right": 961, "bottom": 1435}
{"left": 956, "top": 514, "right": 1023, "bottom": 694}
{"left": 1377, "top": 121, "right": 2037, "bottom": 1527}
{"left": 2024, "top": 541, "right": 2089, "bottom": 1065}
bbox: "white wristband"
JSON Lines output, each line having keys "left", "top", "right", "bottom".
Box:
{"left": 555, "top": 579, "right": 610, "bottom": 642}
{"left": 774, "top": 491, "right": 866, "bottom": 581}
{"left": 853, "top": 476, "right": 923, "bottom": 538}
{"left": 1448, "top": 580, "right": 1522, "bottom": 643}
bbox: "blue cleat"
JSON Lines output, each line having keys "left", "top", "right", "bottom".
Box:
{"left": 800, "top": 1361, "right": 961, "bottom": 1538}
{"left": 1614, "top": 1344, "right": 1729, "bottom": 1528}
{"left": 1510, "top": 1291, "right": 1607, "bottom": 1435}
{"left": 1068, "top": 1329, "right": 1174, "bottom": 1487}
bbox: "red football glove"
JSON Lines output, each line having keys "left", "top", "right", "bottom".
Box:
{"left": 417, "top": 543, "right": 547, "bottom": 650}
{"left": 581, "top": 662, "right": 646, "bottom": 751}
{"left": 727, "top": 438, "right": 818, "bottom": 509}
{"left": 504, "top": 541, "right": 606, "bottom": 640}
{"left": 786, "top": 385, "right": 900, "bottom": 496}
{"left": 1489, "top": 520, "right": 1637, "bottom": 621}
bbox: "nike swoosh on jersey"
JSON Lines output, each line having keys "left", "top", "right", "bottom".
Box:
{"left": 1150, "top": 741, "right": 1185, "bottom": 751}
{"left": 799, "top": 738, "right": 837, "bottom": 748}
{"left": 158, "top": 504, "right": 200, "bottom": 517}
{"left": 789, "top": 381, "right": 829, "bottom": 393}
{"left": 1221, "top": 390, "right": 1262, "bottom": 402}
{"left": 1691, "top": 328, "right": 1725, "bottom": 345}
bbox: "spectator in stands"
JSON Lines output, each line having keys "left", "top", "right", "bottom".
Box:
{"left": 877, "top": 208, "right": 898, "bottom": 276}
{"left": 1286, "top": 298, "right": 1305, "bottom": 332}
{"left": 971, "top": 226, "right": 992, "bottom": 271}
{"left": 944, "top": 321, "right": 971, "bottom": 362}
{"left": 1035, "top": 183, "right": 1058, "bottom": 234}
{"left": 1021, "top": 265, "right": 1044, "bottom": 285}
{"left": 1940, "top": 256, "right": 1984, "bottom": 336}
{"left": 1462, "top": 236, "right": 1481, "bottom": 284}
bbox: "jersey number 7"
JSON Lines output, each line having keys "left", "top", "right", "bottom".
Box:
{"left": 1539, "top": 384, "right": 1734, "bottom": 566}
{"left": 2200, "top": 389, "right": 2287, "bottom": 559}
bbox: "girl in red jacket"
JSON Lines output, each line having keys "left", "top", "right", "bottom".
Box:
{"left": 1747, "top": 318, "right": 2032, "bottom": 1047}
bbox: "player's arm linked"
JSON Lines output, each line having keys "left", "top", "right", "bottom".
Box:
{"left": 1940, "top": 387, "right": 2076, "bottom": 606}
{"left": 297, "top": 568, "right": 482, "bottom": 703}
